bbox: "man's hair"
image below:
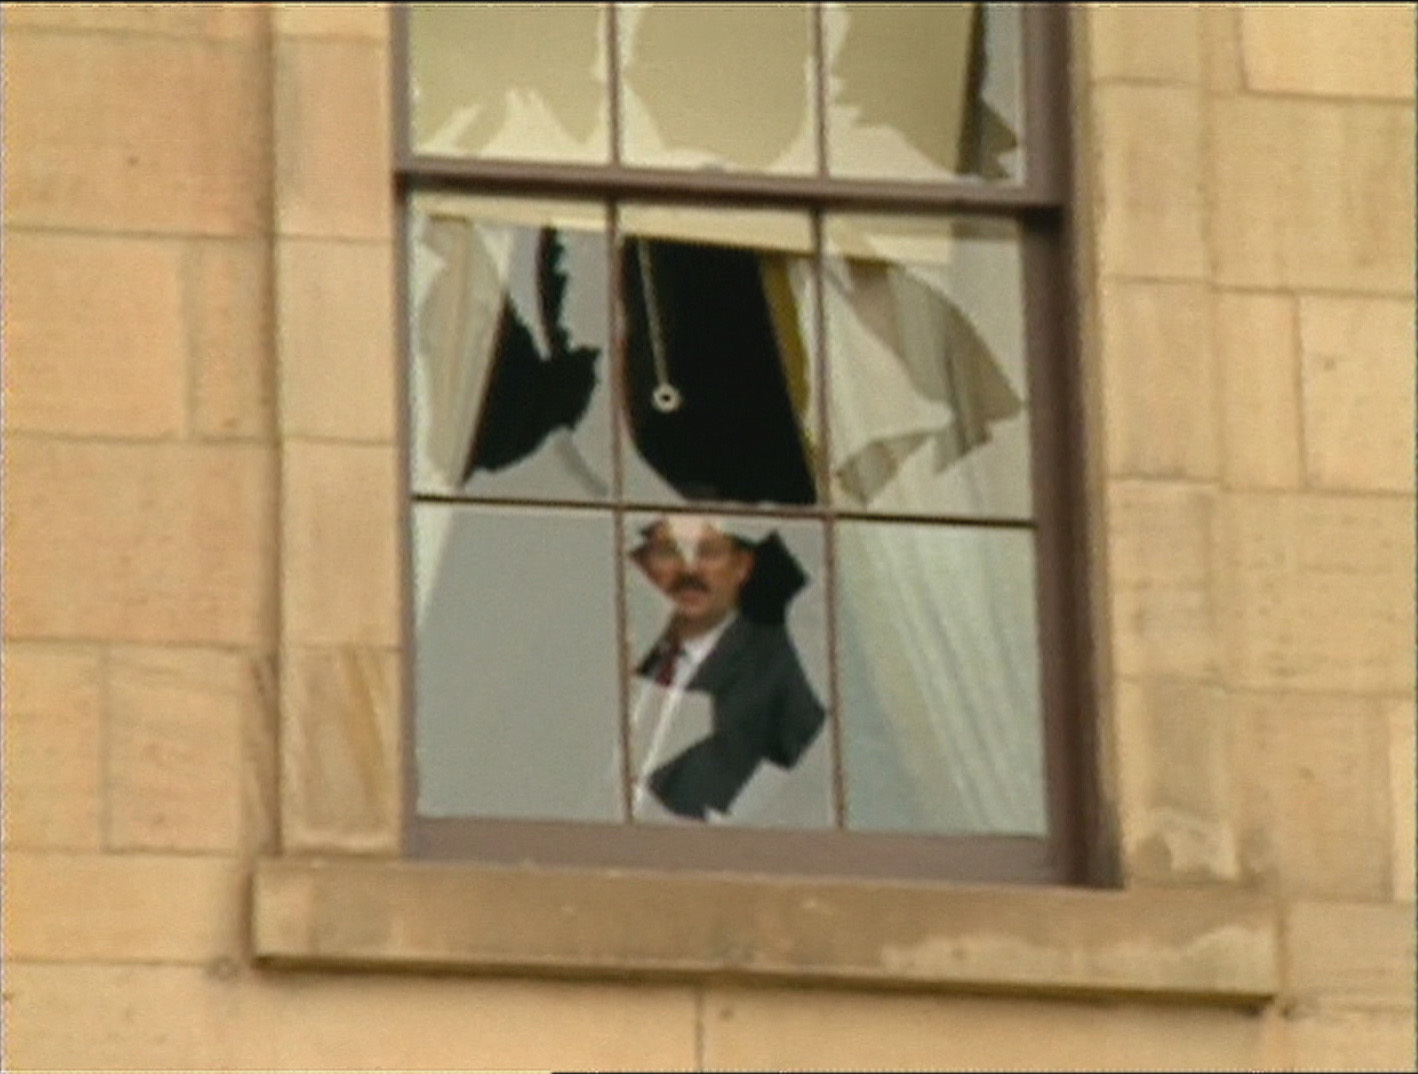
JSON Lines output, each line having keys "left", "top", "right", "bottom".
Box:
{"left": 632, "top": 519, "right": 755, "bottom": 558}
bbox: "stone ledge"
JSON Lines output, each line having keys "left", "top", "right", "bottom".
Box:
{"left": 251, "top": 857, "right": 1280, "bottom": 1006}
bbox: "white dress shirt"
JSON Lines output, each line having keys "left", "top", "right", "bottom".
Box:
{"left": 631, "top": 612, "right": 737, "bottom": 821}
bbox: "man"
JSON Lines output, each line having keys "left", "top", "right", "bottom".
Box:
{"left": 628, "top": 515, "right": 826, "bottom": 823}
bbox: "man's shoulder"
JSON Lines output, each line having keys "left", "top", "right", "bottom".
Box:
{"left": 724, "top": 614, "right": 791, "bottom": 645}
{"left": 715, "top": 615, "right": 798, "bottom": 670}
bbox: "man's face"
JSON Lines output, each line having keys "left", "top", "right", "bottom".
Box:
{"left": 638, "top": 516, "right": 753, "bottom": 638}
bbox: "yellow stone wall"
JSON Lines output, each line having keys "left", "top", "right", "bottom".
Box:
{"left": 2, "top": 3, "right": 1413, "bottom": 1070}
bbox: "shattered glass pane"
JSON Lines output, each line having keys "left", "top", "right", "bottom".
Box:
{"left": 825, "top": 3, "right": 1025, "bottom": 183}
{"left": 618, "top": 204, "right": 820, "bottom": 508}
{"left": 623, "top": 511, "right": 832, "bottom": 828}
{"left": 413, "top": 503, "right": 624, "bottom": 822}
{"left": 824, "top": 212, "right": 1032, "bottom": 520}
{"left": 619, "top": 2, "right": 817, "bottom": 175}
{"left": 409, "top": 3, "right": 610, "bottom": 164}
{"left": 837, "top": 521, "right": 1046, "bottom": 836}
{"left": 408, "top": 193, "right": 614, "bottom": 503}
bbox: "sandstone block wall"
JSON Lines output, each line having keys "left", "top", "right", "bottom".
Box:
{"left": 2, "top": 4, "right": 1412, "bottom": 1069}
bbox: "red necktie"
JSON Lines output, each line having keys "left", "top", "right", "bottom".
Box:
{"left": 654, "top": 642, "right": 682, "bottom": 687}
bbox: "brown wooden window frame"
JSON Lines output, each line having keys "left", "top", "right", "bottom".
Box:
{"left": 390, "top": 2, "right": 1109, "bottom": 888}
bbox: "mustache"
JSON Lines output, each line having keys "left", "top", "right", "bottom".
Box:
{"left": 669, "top": 574, "right": 709, "bottom": 595}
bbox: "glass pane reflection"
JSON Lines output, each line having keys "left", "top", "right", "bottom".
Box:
{"left": 409, "top": 3, "right": 610, "bottom": 164}
{"left": 408, "top": 194, "right": 613, "bottom": 503}
{"left": 623, "top": 511, "right": 832, "bottom": 828}
{"left": 414, "top": 503, "right": 623, "bottom": 822}
{"left": 619, "top": 2, "right": 816, "bottom": 175}
{"left": 837, "top": 521, "right": 1046, "bottom": 836}
{"left": 825, "top": 3, "right": 1025, "bottom": 183}
{"left": 619, "top": 205, "right": 820, "bottom": 508}
{"left": 825, "top": 213, "right": 1032, "bottom": 520}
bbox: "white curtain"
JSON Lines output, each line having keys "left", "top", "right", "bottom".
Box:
{"left": 837, "top": 522, "right": 1046, "bottom": 835}
{"left": 786, "top": 247, "right": 1046, "bottom": 835}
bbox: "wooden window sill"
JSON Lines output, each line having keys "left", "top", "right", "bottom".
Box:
{"left": 251, "top": 856, "right": 1280, "bottom": 1007}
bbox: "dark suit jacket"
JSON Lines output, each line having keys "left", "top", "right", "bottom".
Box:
{"left": 637, "top": 616, "right": 826, "bottom": 821}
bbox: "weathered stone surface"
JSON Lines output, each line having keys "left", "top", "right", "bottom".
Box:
{"left": 702, "top": 986, "right": 1273, "bottom": 1072}
{"left": 273, "top": 3, "right": 391, "bottom": 41}
{"left": 1240, "top": 6, "right": 1416, "bottom": 100}
{"left": 1390, "top": 698, "right": 1416, "bottom": 903}
{"left": 1283, "top": 1005, "right": 1418, "bottom": 1073}
{"left": 1115, "top": 679, "right": 1238, "bottom": 885}
{"left": 2, "top": 31, "right": 271, "bottom": 235}
{"left": 280, "top": 442, "right": 401, "bottom": 648}
{"left": 2, "top": 438, "right": 276, "bottom": 645}
{"left": 277, "top": 238, "right": 397, "bottom": 442}
{"left": 275, "top": 38, "right": 391, "bottom": 240}
{"left": 3, "top": 232, "right": 186, "bottom": 438}
{"left": 1209, "top": 98, "right": 1415, "bottom": 293}
{"left": 1298, "top": 296, "right": 1415, "bottom": 494}
{"left": 1, "top": 645, "right": 104, "bottom": 850}
{"left": 1, "top": 960, "right": 695, "bottom": 1072}
{"left": 1231, "top": 693, "right": 1394, "bottom": 900}
{"left": 1107, "top": 481, "right": 1220, "bottom": 680}
{"left": 187, "top": 238, "right": 277, "bottom": 441}
{"left": 1220, "top": 494, "right": 1415, "bottom": 694}
{"left": 4, "top": 852, "right": 246, "bottom": 963}
{"left": 252, "top": 857, "right": 1280, "bottom": 1002}
{"left": 1089, "top": 3, "right": 1201, "bottom": 85}
{"left": 107, "top": 647, "right": 277, "bottom": 854}
{"left": 1092, "top": 84, "right": 1206, "bottom": 280}
{"left": 1100, "top": 280, "right": 1217, "bottom": 479}
{"left": 1213, "top": 291, "right": 1302, "bottom": 490}
{"left": 1284, "top": 900, "right": 1416, "bottom": 1006}
{"left": 279, "top": 647, "right": 401, "bottom": 855}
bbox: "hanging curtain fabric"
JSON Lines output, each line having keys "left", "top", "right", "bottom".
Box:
{"left": 620, "top": 236, "right": 819, "bottom": 507}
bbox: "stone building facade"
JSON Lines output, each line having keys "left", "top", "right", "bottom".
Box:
{"left": 2, "top": 3, "right": 1414, "bottom": 1069}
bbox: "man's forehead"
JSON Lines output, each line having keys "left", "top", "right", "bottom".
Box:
{"left": 657, "top": 515, "right": 730, "bottom": 542}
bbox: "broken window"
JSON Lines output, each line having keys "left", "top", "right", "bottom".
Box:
{"left": 410, "top": 195, "right": 613, "bottom": 502}
{"left": 398, "top": 3, "right": 1086, "bottom": 882}
{"left": 826, "top": 3, "right": 1025, "bottom": 182}
{"left": 408, "top": 4, "right": 610, "bottom": 163}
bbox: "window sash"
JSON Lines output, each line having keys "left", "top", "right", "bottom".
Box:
{"left": 390, "top": 1, "right": 1100, "bottom": 886}
{"left": 392, "top": 4, "right": 1071, "bottom": 209}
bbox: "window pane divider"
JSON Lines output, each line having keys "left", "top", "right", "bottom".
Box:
{"left": 396, "top": 158, "right": 1064, "bottom": 216}
{"left": 408, "top": 493, "right": 1039, "bottom": 531}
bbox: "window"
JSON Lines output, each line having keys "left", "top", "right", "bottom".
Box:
{"left": 394, "top": 2, "right": 1097, "bottom": 885}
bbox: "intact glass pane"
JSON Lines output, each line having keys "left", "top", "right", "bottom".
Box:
{"left": 408, "top": 3, "right": 610, "bottom": 164}
{"left": 413, "top": 503, "right": 623, "bottom": 822}
{"left": 825, "top": 2, "right": 1025, "bottom": 183}
{"left": 618, "top": 204, "right": 820, "bottom": 508}
{"left": 619, "top": 2, "right": 816, "bottom": 175}
{"left": 837, "top": 521, "right": 1046, "bottom": 836}
{"left": 623, "top": 511, "right": 832, "bottom": 828}
{"left": 408, "top": 193, "right": 613, "bottom": 503}
{"left": 824, "top": 212, "right": 1032, "bottom": 520}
